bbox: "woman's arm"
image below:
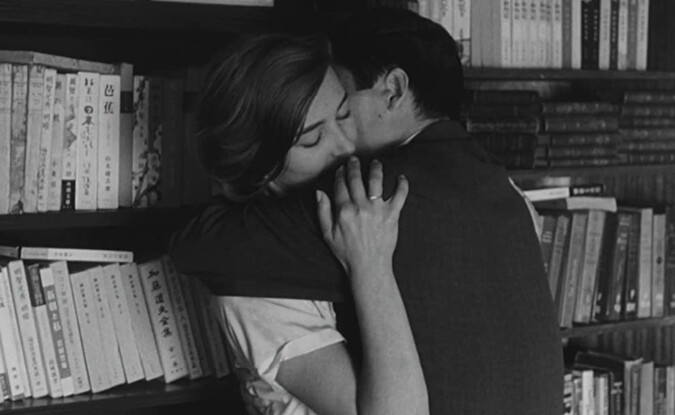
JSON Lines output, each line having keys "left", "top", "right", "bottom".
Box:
{"left": 277, "top": 156, "right": 428, "bottom": 415}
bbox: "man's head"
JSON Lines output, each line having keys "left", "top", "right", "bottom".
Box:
{"left": 329, "top": 8, "right": 465, "bottom": 153}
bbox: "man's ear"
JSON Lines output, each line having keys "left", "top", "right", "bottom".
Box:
{"left": 382, "top": 68, "right": 410, "bottom": 110}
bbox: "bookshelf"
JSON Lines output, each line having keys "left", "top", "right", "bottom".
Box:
{"left": 562, "top": 317, "right": 675, "bottom": 340}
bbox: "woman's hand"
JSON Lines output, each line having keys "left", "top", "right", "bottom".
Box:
{"left": 316, "top": 156, "right": 408, "bottom": 276}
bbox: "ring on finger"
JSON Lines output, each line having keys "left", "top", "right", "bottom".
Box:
{"left": 368, "top": 194, "right": 382, "bottom": 201}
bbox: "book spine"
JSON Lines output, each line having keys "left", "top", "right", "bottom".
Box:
{"left": 609, "top": 212, "right": 632, "bottom": 320}
{"left": 161, "top": 256, "right": 203, "bottom": 379}
{"left": 7, "top": 260, "right": 48, "bottom": 398}
{"left": 529, "top": 0, "right": 541, "bottom": 66}
{"left": 49, "top": 261, "right": 90, "bottom": 394}
{"left": 622, "top": 105, "right": 675, "bottom": 117}
{"left": 620, "top": 117, "right": 675, "bottom": 128}
{"left": 466, "top": 117, "right": 540, "bottom": 133}
{"left": 542, "top": 0, "right": 553, "bottom": 67}
{"left": 101, "top": 263, "right": 144, "bottom": 384}
{"left": 131, "top": 76, "right": 149, "bottom": 208}
{"left": 544, "top": 116, "right": 618, "bottom": 132}
{"left": 572, "top": 0, "right": 583, "bottom": 68}
{"left": 623, "top": 211, "right": 640, "bottom": 319}
{"left": 592, "top": 212, "right": 615, "bottom": 322}
{"left": 159, "top": 78, "right": 182, "bottom": 207}
{"left": 545, "top": 145, "right": 617, "bottom": 158}
{"left": 177, "top": 272, "right": 211, "bottom": 378}
{"left": 23, "top": 64, "right": 45, "bottom": 214}
{"left": 552, "top": 0, "right": 564, "bottom": 67}
{"left": 652, "top": 212, "right": 666, "bottom": 317}
{"left": 455, "top": 0, "right": 471, "bottom": 66}
{"left": 609, "top": 0, "right": 620, "bottom": 69}
{"left": 38, "top": 266, "right": 74, "bottom": 397}
{"left": 47, "top": 74, "right": 65, "bottom": 212}
{"left": 89, "top": 266, "right": 125, "bottom": 387}
{"left": 60, "top": 74, "right": 78, "bottom": 211}
{"left": 190, "top": 279, "right": 230, "bottom": 378}
{"left": 69, "top": 268, "right": 111, "bottom": 393}
{"left": 637, "top": 208, "right": 654, "bottom": 318}
{"left": 538, "top": 214, "right": 557, "bottom": 278}
{"left": 582, "top": 0, "right": 601, "bottom": 69}
{"left": 562, "top": 0, "right": 573, "bottom": 67}
{"left": 617, "top": 0, "right": 629, "bottom": 69}
{"left": 118, "top": 63, "right": 134, "bottom": 208}
{"left": 635, "top": 0, "right": 649, "bottom": 70}
{"left": 542, "top": 101, "right": 618, "bottom": 114}
{"left": 75, "top": 72, "right": 100, "bottom": 211}
{"left": 25, "top": 263, "right": 62, "bottom": 398}
{"left": 97, "top": 75, "right": 121, "bottom": 210}
{"left": 512, "top": 0, "right": 524, "bottom": 67}
{"left": 0, "top": 64, "right": 11, "bottom": 215}
{"left": 143, "top": 78, "right": 163, "bottom": 206}
{"left": 574, "top": 209, "right": 607, "bottom": 324}
{"left": 470, "top": 0, "right": 483, "bottom": 67}
{"left": 119, "top": 263, "right": 163, "bottom": 381}
{"left": 9, "top": 65, "right": 28, "bottom": 214}
{"left": 501, "top": 0, "right": 514, "bottom": 67}
{"left": 624, "top": 91, "right": 675, "bottom": 103}
{"left": 599, "top": 0, "right": 612, "bottom": 69}
{"left": 0, "top": 266, "right": 26, "bottom": 400}
{"left": 546, "top": 132, "right": 619, "bottom": 146}
{"left": 137, "top": 259, "right": 188, "bottom": 383}
{"left": 626, "top": 0, "right": 639, "bottom": 69}
{"left": 438, "top": 0, "right": 454, "bottom": 42}
{"left": 667, "top": 366, "right": 675, "bottom": 415}
{"left": 36, "top": 69, "right": 56, "bottom": 213}
{"left": 18, "top": 247, "right": 133, "bottom": 263}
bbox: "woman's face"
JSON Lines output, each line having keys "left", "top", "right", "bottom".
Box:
{"left": 270, "top": 67, "right": 356, "bottom": 193}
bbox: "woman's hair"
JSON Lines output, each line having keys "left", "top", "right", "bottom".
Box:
{"left": 195, "top": 33, "right": 332, "bottom": 202}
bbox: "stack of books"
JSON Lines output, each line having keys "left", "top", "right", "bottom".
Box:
{"left": 0, "top": 246, "right": 229, "bottom": 401}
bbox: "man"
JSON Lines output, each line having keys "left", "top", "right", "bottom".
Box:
{"left": 171, "top": 8, "right": 563, "bottom": 414}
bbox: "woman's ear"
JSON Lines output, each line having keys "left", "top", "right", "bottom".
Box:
{"left": 383, "top": 68, "right": 410, "bottom": 110}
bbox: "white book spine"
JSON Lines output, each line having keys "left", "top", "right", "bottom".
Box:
{"left": 137, "top": 259, "right": 188, "bottom": 383}
{"left": 418, "top": 0, "right": 430, "bottom": 17}
{"left": 9, "top": 65, "right": 28, "bottom": 215}
{"left": 667, "top": 366, "right": 675, "bottom": 415}
{"left": 37, "top": 69, "right": 56, "bottom": 213}
{"left": 539, "top": 0, "right": 551, "bottom": 67}
{"left": 97, "top": 75, "right": 121, "bottom": 210}
{"left": 599, "top": 0, "right": 612, "bottom": 69}
{"left": 635, "top": 0, "right": 649, "bottom": 70}
{"left": 191, "top": 279, "right": 230, "bottom": 378}
{"left": 24, "top": 264, "right": 61, "bottom": 398}
{"left": 454, "top": 0, "right": 471, "bottom": 67}
{"left": 89, "top": 266, "right": 125, "bottom": 387}
{"left": 617, "top": 0, "right": 629, "bottom": 69}
{"left": 19, "top": 247, "right": 133, "bottom": 263}
{"left": 23, "top": 65, "right": 45, "bottom": 213}
{"left": 75, "top": 72, "right": 100, "bottom": 211}
{"left": 0, "top": 332, "right": 9, "bottom": 401}
{"left": 511, "top": 0, "right": 523, "bottom": 67}
{"left": 61, "top": 74, "right": 78, "bottom": 210}
{"left": 637, "top": 208, "right": 654, "bottom": 318}
{"left": 652, "top": 213, "right": 666, "bottom": 317}
{"left": 438, "top": 0, "right": 454, "bottom": 36}
{"left": 119, "top": 263, "right": 163, "bottom": 381}
{"left": 46, "top": 74, "right": 66, "bottom": 212}
{"left": 571, "top": 0, "right": 583, "bottom": 69}
{"left": 0, "top": 64, "right": 11, "bottom": 215}
{"left": 551, "top": 0, "right": 563, "bottom": 67}
{"left": 117, "top": 62, "right": 134, "bottom": 208}
{"left": 161, "top": 256, "right": 203, "bottom": 380}
{"left": 177, "top": 273, "right": 211, "bottom": 378}
{"left": 527, "top": 0, "right": 539, "bottom": 66}
{"left": 0, "top": 266, "right": 25, "bottom": 400}
{"left": 39, "top": 266, "right": 74, "bottom": 397}
{"left": 0, "top": 266, "right": 30, "bottom": 398}
{"left": 501, "top": 0, "right": 514, "bottom": 67}
{"left": 50, "top": 261, "right": 90, "bottom": 394}
{"left": 7, "top": 260, "right": 48, "bottom": 398}
{"left": 131, "top": 76, "right": 149, "bottom": 208}
{"left": 101, "top": 263, "right": 144, "bottom": 384}
{"left": 69, "top": 268, "right": 111, "bottom": 393}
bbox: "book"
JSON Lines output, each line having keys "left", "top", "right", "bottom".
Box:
{"left": 60, "top": 74, "right": 78, "bottom": 211}
{"left": 0, "top": 64, "right": 11, "bottom": 215}
{"left": 559, "top": 211, "right": 589, "bottom": 327}
{"left": 574, "top": 209, "right": 607, "bottom": 324}
{"left": 97, "top": 74, "right": 121, "bottom": 210}
{"left": 36, "top": 68, "right": 56, "bottom": 213}
{"left": 22, "top": 64, "right": 44, "bottom": 214}
{"left": 524, "top": 183, "right": 605, "bottom": 202}
{"left": 595, "top": 212, "right": 631, "bottom": 321}
{"left": 25, "top": 263, "right": 63, "bottom": 398}
{"left": 118, "top": 263, "right": 163, "bottom": 381}
{"left": 143, "top": 77, "right": 163, "bottom": 206}
{"left": 0, "top": 246, "right": 133, "bottom": 263}
{"left": 189, "top": 278, "right": 230, "bottom": 378}
{"left": 621, "top": 207, "right": 641, "bottom": 319}
{"left": 159, "top": 77, "right": 183, "bottom": 207}
{"left": 177, "top": 272, "right": 211, "bottom": 378}
{"left": 137, "top": 258, "right": 188, "bottom": 383}
{"left": 9, "top": 64, "right": 28, "bottom": 214}
{"left": 665, "top": 206, "right": 675, "bottom": 315}
{"left": 118, "top": 63, "right": 135, "bottom": 208}
{"left": 69, "top": 268, "right": 111, "bottom": 393}
{"left": 160, "top": 256, "right": 203, "bottom": 380}
{"left": 533, "top": 196, "right": 618, "bottom": 212}
{"left": 640, "top": 361, "right": 654, "bottom": 415}
{"left": 46, "top": 74, "right": 65, "bottom": 212}
{"left": 548, "top": 213, "right": 572, "bottom": 308}
{"left": 49, "top": 261, "right": 90, "bottom": 394}
{"left": 75, "top": 72, "right": 100, "bottom": 211}
{"left": 543, "top": 116, "right": 619, "bottom": 132}
{"left": 6, "top": 260, "right": 48, "bottom": 398}
{"left": 38, "top": 265, "right": 74, "bottom": 397}
{"left": 0, "top": 50, "right": 119, "bottom": 74}
{"left": 131, "top": 76, "right": 149, "bottom": 208}
{"left": 89, "top": 266, "right": 125, "bottom": 387}
{"left": 101, "top": 263, "right": 144, "bottom": 384}
{"left": 621, "top": 205, "right": 654, "bottom": 318}
{"left": 0, "top": 265, "right": 26, "bottom": 400}
{"left": 541, "top": 101, "right": 619, "bottom": 114}
{"left": 651, "top": 208, "right": 666, "bottom": 317}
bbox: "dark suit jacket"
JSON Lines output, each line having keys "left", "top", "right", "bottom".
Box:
{"left": 170, "top": 120, "right": 563, "bottom": 415}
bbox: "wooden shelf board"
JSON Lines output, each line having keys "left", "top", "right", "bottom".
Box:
{"left": 0, "top": 206, "right": 201, "bottom": 232}
{"left": 0, "top": 377, "right": 237, "bottom": 414}
{"left": 464, "top": 67, "right": 675, "bottom": 81}
{"left": 561, "top": 316, "right": 675, "bottom": 338}
{"left": 509, "top": 163, "right": 675, "bottom": 183}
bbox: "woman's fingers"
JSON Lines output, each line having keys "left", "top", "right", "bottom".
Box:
{"left": 333, "top": 165, "right": 350, "bottom": 207}
{"left": 368, "top": 159, "right": 383, "bottom": 202}
{"left": 388, "top": 175, "right": 409, "bottom": 216}
{"left": 346, "top": 156, "right": 367, "bottom": 203}
{"left": 316, "top": 190, "right": 333, "bottom": 239}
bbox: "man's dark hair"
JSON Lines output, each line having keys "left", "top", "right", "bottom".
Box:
{"left": 329, "top": 8, "right": 464, "bottom": 121}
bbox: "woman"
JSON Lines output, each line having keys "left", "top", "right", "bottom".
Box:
{"left": 190, "top": 33, "right": 428, "bottom": 415}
